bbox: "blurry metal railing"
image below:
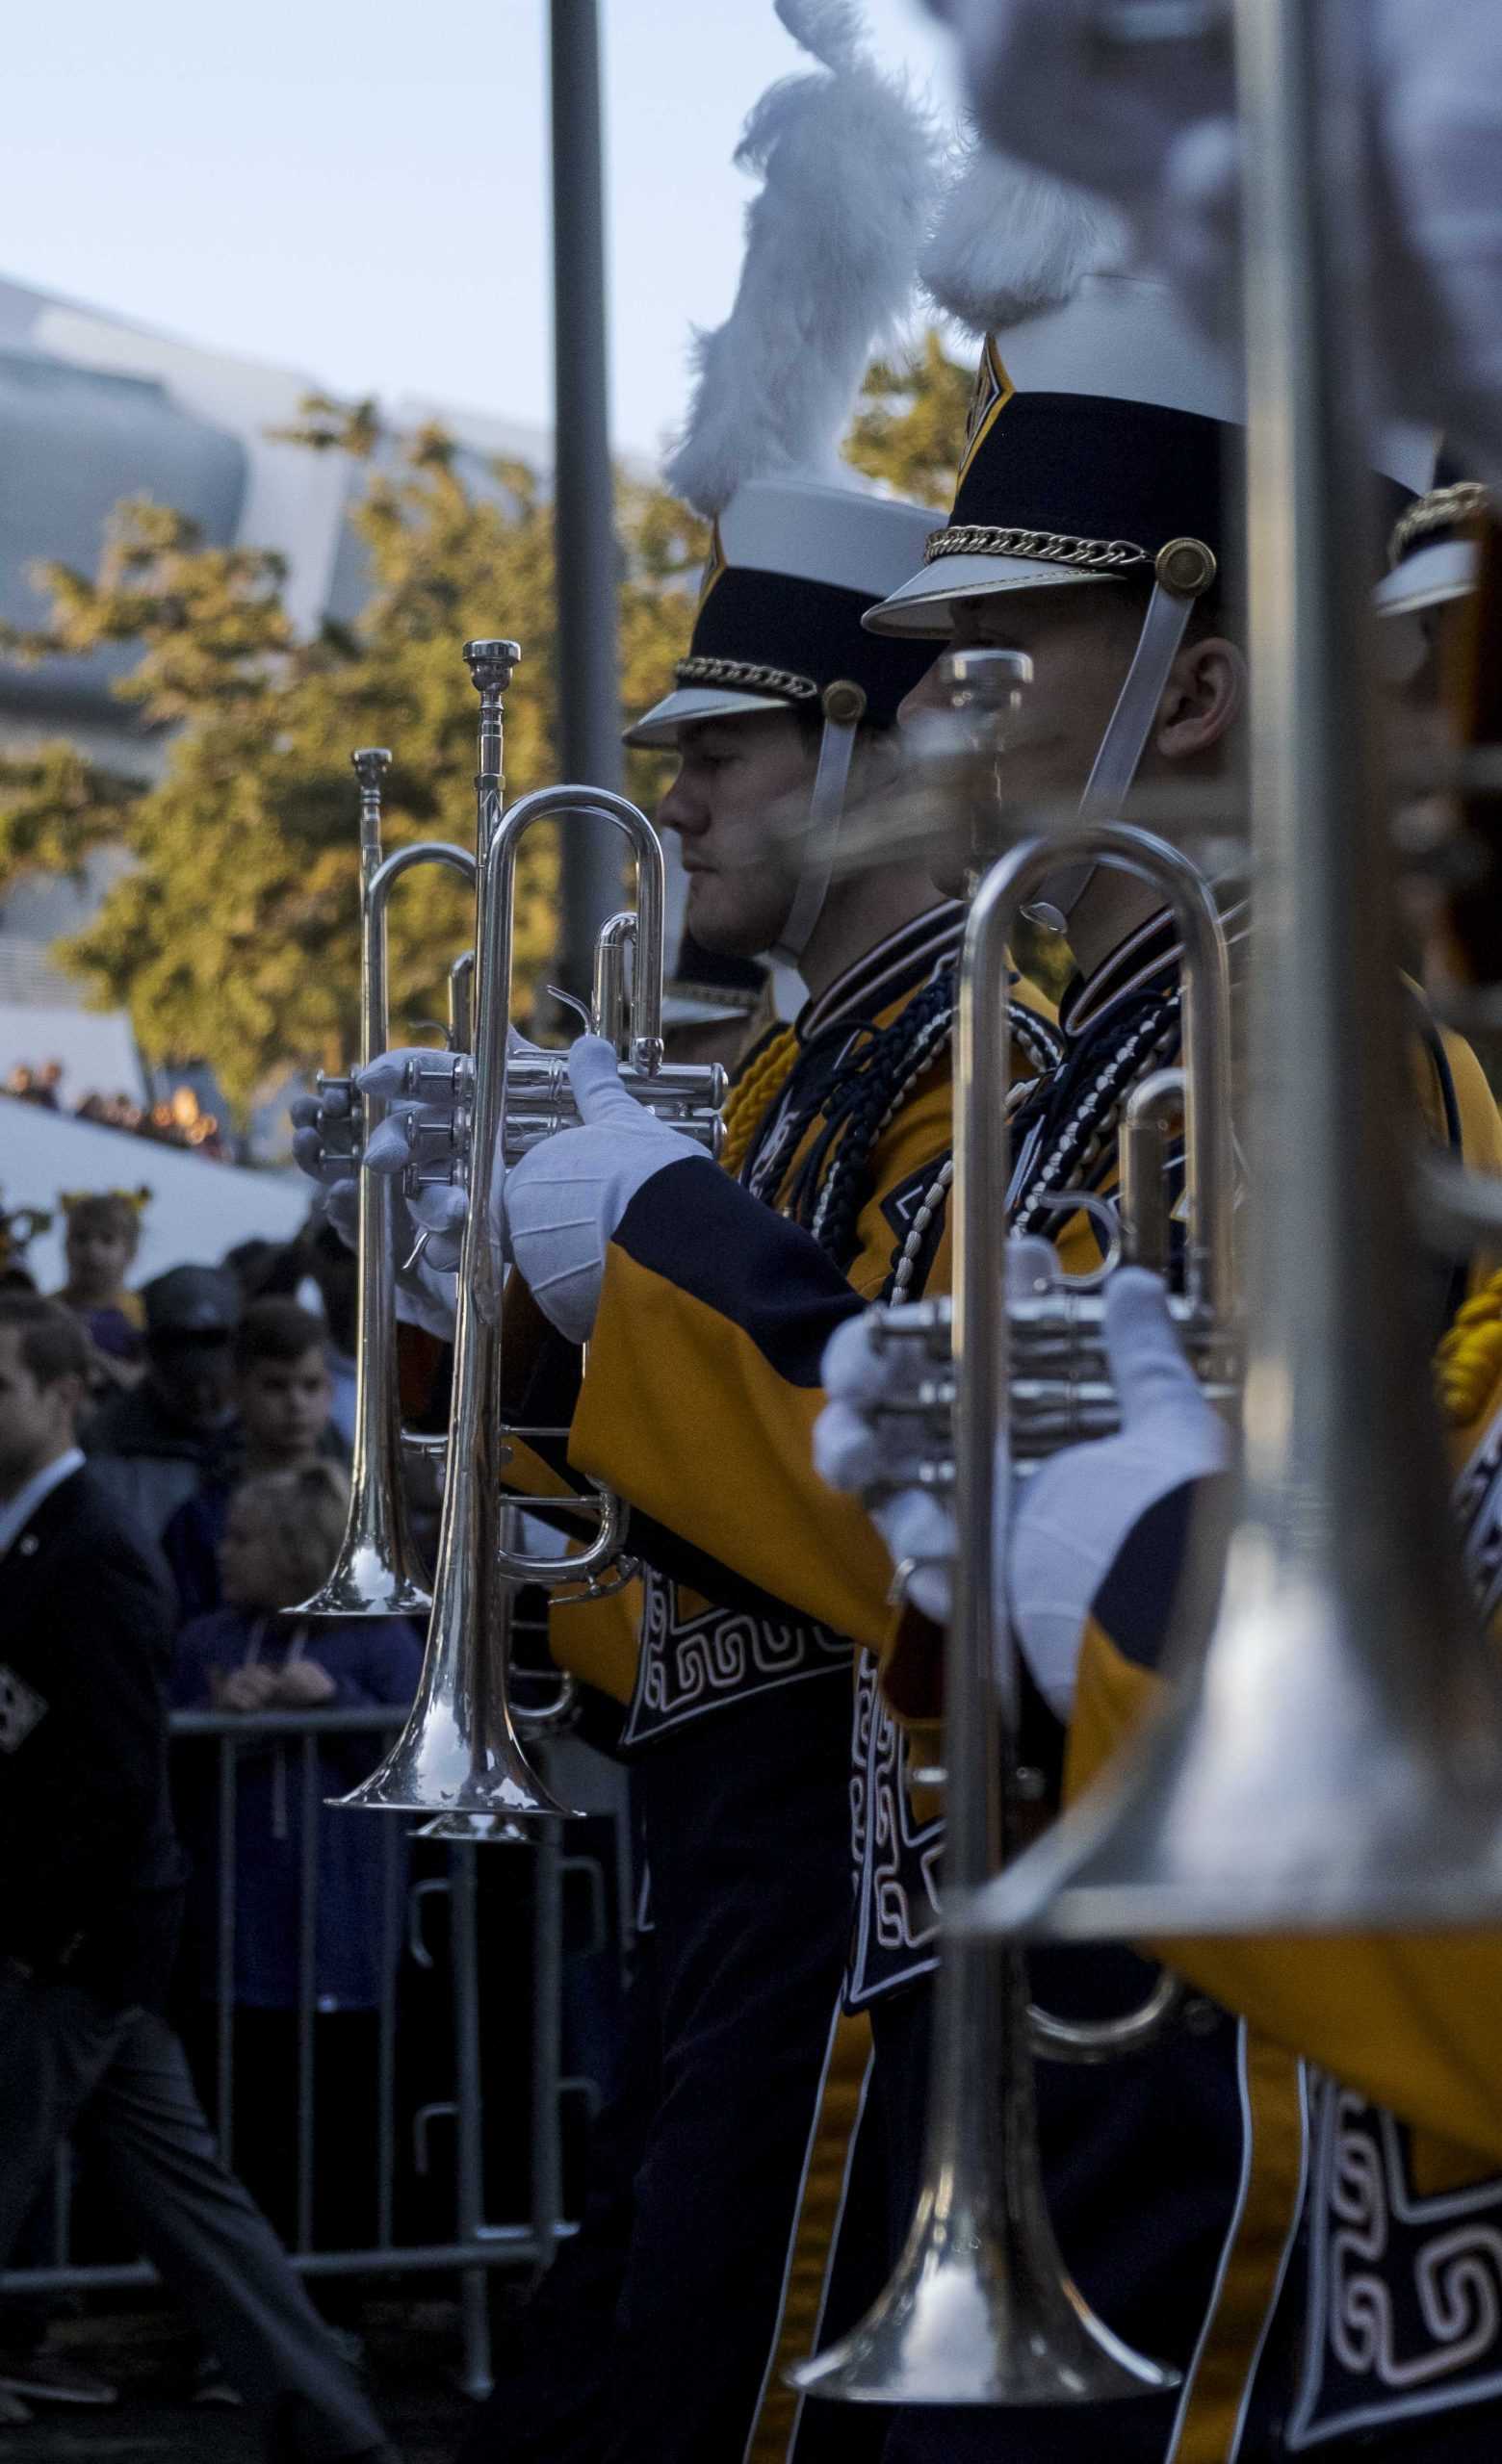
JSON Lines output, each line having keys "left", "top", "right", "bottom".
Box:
{"left": 4, "top": 1687, "right": 617, "bottom": 2401}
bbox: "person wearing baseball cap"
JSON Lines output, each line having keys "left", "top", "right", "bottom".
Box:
{"left": 84, "top": 1264, "right": 241, "bottom": 1546}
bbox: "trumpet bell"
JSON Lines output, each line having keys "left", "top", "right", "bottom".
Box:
{"left": 965, "top": 1537, "right": 1502, "bottom": 1943}
{"left": 294, "top": 1548, "right": 431, "bottom": 1622}
{"left": 790, "top": 1938, "right": 1178, "bottom": 2408}
{"left": 790, "top": 1942, "right": 1176, "bottom": 2407}
{"left": 791, "top": 2189, "right": 1175, "bottom": 2409}
{"left": 333, "top": 1684, "right": 580, "bottom": 1820}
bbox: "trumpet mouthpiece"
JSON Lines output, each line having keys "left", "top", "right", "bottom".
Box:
{"left": 463, "top": 638, "right": 523, "bottom": 693}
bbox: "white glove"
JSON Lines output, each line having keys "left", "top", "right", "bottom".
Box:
{"left": 815, "top": 1239, "right": 1062, "bottom": 1629}
{"left": 1008, "top": 1266, "right": 1232, "bottom": 1717}
{"left": 291, "top": 1086, "right": 460, "bottom": 1338}
{"left": 320, "top": 1175, "right": 460, "bottom": 1344}
{"left": 816, "top": 1313, "right": 958, "bottom": 1626}
{"left": 816, "top": 1255, "right": 1231, "bottom": 1719}
{"left": 502, "top": 1036, "right": 714, "bottom": 1345}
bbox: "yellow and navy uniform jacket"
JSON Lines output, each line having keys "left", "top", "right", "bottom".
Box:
{"left": 553, "top": 904, "right": 1059, "bottom": 1747}
{"left": 1002, "top": 1233, "right": 1502, "bottom": 2461}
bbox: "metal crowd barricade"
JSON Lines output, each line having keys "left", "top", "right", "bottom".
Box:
{"left": 4, "top": 1656, "right": 618, "bottom": 2401}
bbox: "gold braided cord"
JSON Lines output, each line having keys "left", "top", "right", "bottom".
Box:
{"left": 923, "top": 524, "right": 1151, "bottom": 575}
{"left": 1388, "top": 480, "right": 1492, "bottom": 569}
{"left": 720, "top": 1026, "right": 800, "bottom": 1179}
{"left": 1437, "top": 1267, "right": 1502, "bottom": 1426}
{"left": 675, "top": 655, "right": 820, "bottom": 703}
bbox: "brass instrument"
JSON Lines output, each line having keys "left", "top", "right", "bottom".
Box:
{"left": 294, "top": 747, "right": 476, "bottom": 1621}
{"left": 329, "top": 640, "right": 724, "bottom": 1818}
{"left": 850, "top": 825, "right": 1235, "bottom": 1505}
{"left": 794, "top": 823, "right": 1230, "bottom": 2407}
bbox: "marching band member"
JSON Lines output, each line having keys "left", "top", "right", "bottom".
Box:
{"left": 801, "top": 169, "right": 1502, "bottom": 2463}
{"left": 821, "top": 1245, "right": 1502, "bottom": 2461}
{"left": 501, "top": 162, "right": 1502, "bottom": 2464}
{"left": 301, "top": 8, "right": 1035, "bottom": 2454}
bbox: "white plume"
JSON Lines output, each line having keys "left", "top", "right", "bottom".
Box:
{"left": 921, "top": 141, "right": 1131, "bottom": 335}
{"left": 664, "top": 0, "right": 940, "bottom": 517}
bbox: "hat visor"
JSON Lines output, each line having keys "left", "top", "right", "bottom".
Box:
{"left": 1372, "top": 540, "right": 1479, "bottom": 684}
{"left": 1373, "top": 537, "right": 1478, "bottom": 622}
{"left": 862, "top": 553, "right": 1116, "bottom": 639}
{"left": 623, "top": 685, "right": 793, "bottom": 750}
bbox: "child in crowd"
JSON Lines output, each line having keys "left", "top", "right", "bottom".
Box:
{"left": 53, "top": 1189, "right": 148, "bottom": 1391}
{"left": 163, "top": 1296, "right": 342, "bottom": 1621}
{"left": 171, "top": 1462, "right": 424, "bottom": 2326}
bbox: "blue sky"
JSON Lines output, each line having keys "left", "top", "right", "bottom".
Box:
{"left": 4, "top": 0, "right": 956, "bottom": 462}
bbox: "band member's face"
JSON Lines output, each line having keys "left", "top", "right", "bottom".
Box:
{"left": 898, "top": 587, "right": 1148, "bottom": 893}
{"left": 657, "top": 711, "right": 816, "bottom": 957}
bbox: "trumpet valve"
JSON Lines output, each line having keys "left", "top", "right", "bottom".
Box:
{"left": 313, "top": 1071, "right": 360, "bottom": 1164}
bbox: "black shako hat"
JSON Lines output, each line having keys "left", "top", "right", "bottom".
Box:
{"left": 625, "top": 479, "right": 938, "bottom": 747}
{"left": 867, "top": 272, "right": 1430, "bottom": 636}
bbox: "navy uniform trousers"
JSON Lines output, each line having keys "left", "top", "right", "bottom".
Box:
{"left": 460, "top": 1673, "right": 891, "bottom": 2464}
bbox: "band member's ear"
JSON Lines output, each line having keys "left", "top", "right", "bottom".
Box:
{"left": 1154, "top": 636, "right": 1246, "bottom": 761}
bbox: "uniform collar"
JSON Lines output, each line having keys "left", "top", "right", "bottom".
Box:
{"left": 798, "top": 902, "right": 967, "bottom": 1042}
{"left": 1061, "top": 895, "right": 1249, "bottom": 1041}
{"left": 0, "top": 1447, "right": 85, "bottom": 1560}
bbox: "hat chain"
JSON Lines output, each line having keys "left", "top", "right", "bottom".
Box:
{"left": 923, "top": 524, "right": 1152, "bottom": 576}
{"left": 675, "top": 654, "right": 820, "bottom": 703}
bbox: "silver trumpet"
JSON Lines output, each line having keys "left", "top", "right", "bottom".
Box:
{"left": 789, "top": 833, "right": 1223, "bottom": 2404}
{"left": 794, "top": 824, "right": 1229, "bottom": 2409}
{"left": 394, "top": 918, "right": 725, "bottom": 1186}
{"left": 294, "top": 747, "right": 477, "bottom": 1620}
{"left": 338, "top": 638, "right": 722, "bottom": 1819}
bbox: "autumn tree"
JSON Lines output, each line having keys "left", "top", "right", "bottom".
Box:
{"left": 0, "top": 334, "right": 968, "bottom": 1105}
{"left": 0, "top": 409, "right": 703, "bottom": 1106}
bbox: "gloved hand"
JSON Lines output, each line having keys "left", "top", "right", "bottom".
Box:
{"left": 503, "top": 1035, "right": 715, "bottom": 1345}
{"left": 816, "top": 1257, "right": 1232, "bottom": 1719}
{"left": 1008, "top": 1267, "right": 1232, "bottom": 1716}
{"left": 290, "top": 1084, "right": 461, "bottom": 1339}
{"left": 815, "top": 1239, "right": 1061, "bottom": 1628}
{"left": 358, "top": 1024, "right": 550, "bottom": 1282}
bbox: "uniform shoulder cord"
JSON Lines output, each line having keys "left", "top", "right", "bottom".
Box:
{"left": 1437, "top": 1266, "right": 1502, "bottom": 1428}
{"left": 721, "top": 1025, "right": 801, "bottom": 1180}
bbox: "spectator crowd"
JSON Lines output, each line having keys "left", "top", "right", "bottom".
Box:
{"left": 6, "top": 1059, "right": 232, "bottom": 1159}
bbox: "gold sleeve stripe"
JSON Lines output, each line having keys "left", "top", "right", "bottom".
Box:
{"left": 1063, "top": 1616, "right": 1164, "bottom": 1804}
{"left": 572, "top": 1245, "right": 896, "bottom": 1650}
